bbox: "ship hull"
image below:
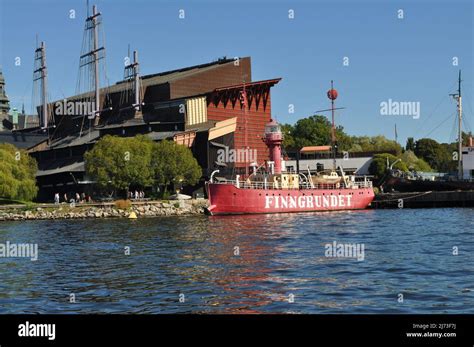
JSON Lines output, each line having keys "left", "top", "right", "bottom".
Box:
{"left": 385, "top": 177, "right": 474, "bottom": 192}
{"left": 206, "top": 183, "right": 375, "bottom": 215}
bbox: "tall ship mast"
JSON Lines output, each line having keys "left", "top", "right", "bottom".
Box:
{"left": 34, "top": 41, "right": 49, "bottom": 129}
{"left": 451, "top": 70, "right": 463, "bottom": 180}
{"left": 78, "top": 4, "right": 105, "bottom": 126}
{"left": 205, "top": 82, "right": 374, "bottom": 215}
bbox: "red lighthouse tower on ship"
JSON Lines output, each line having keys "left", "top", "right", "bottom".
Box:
{"left": 264, "top": 119, "right": 283, "bottom": 174}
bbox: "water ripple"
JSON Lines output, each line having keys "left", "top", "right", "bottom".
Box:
{"left": 0, "top": 208, "right": 473, "bottom": 313}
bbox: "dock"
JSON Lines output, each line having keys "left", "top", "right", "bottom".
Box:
{"left": 371, "top": 190, "right": 474, "bottom": 209}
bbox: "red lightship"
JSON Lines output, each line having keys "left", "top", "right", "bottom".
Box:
{"left": 205, "top": 82, "right": 375, "bottom": 215}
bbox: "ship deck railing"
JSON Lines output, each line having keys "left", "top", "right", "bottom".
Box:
{"left": 211, "top": 179, "right": 372, "bottom": 190}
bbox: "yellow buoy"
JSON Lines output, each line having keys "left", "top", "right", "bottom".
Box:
{"left": 128, "top": 211, "right": 137, "bottom": 219}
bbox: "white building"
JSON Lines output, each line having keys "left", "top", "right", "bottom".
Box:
{"left": 462, "top": 145, "right": 474, "bottom": 179}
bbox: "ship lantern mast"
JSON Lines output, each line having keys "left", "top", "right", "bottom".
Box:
{"left": 327, "top": 81, "right": 338, "bottom": 171}
{"left": 314, "top": 81, "right": 345, "bottom": 172}
{"left": 450, "top": 70, "right": 463, "bottom": 180}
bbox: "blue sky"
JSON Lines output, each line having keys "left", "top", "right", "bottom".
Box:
{"left": 1, "top": 0, "right": 472, "bottom": 146}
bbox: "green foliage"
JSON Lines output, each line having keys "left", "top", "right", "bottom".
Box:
{"left": 151, "top": 140, "right": 202, "bottom": 191}
{"left": 369, "top": 151, "right": 431, "bottom": 179}
{"left": 406, "top": 137, "right": 415, "bottom": 151}
{"left": 282, "top": 115, "right": 331, "bottom": 148}
{"left": 281, "top": 123, "right": 295, "bottom": 149}
{"left": 400, "top": 150, "right": 432, "bottom": 172}
{"left": 0, "top": 144, "right": 38, "bottom": 202}
{"left": 369, "top": 153, "right": 408, "bottom": 178}
{"left": 84, "top": 135, "right": 154, "bottom": 194}
{"left": 85, "top": 136, "right": 202, "bottom": 196}
{"left": 462, "top": 131, "right": 473, "bottom": 146}
{"left": 282, "top": 115, "right": 402, "bottom": 154}
{"left": 414, "top": 138, "right": 453, "bottom": 172}
{"left": 281, "top": 115, "right": 343, "bottom": 149}
{"left": 348, "top": 135, "right": 402, "bottom": 154}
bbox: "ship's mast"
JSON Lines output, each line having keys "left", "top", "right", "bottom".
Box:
{"left": 34, "top": 41, "right": 48, "bottom": 129}
{"left": 315, "top": 81, "right": 343, "bottom": 172}
{"left": 134, "top": 51, "right": 140, "bottom": 109}
{"left": 92, "top": 5, "right": 100, "bottom": 121}
{"left": 240, "top": 76, "right": 248, "bottom": 177}
{"left": 331, "top": 80, "right": 336, "bottom": 170}
{"left": 124, "top": 49, "right": 141, "bottom": 111}
{"left": 80, "top": 4, "right": 104, "bottom": 123}
{"left": 451, "top": 70, "right": 463, "bottom": 179}
{"left": 328, "top": 80, "right": 338, "bottom": 171}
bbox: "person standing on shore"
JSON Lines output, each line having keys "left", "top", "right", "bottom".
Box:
{"left": 54, "top": 193, "right": 60, "bottom": 205}
{"left": 63, "top": 193, "right": 68, "bottom": 203}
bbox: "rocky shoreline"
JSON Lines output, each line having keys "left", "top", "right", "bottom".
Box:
{"left": 0, "top": 200, "right": 209, "bottom": 221}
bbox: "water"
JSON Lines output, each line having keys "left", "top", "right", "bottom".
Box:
{"left": 0, "top": 208, "right": 473, "bottom": 314}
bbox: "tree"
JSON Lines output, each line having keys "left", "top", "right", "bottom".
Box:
{"left": 368, "top": 153, "right": 408, "bottom": 179}
{"left": 84, "top": 135, "right": 154, "bottom": 197}
{"left": 406, "top": 137, "right": 415, "bottom": 151}
{"left": 414, "top": 138, "right": 452, "bottom": 172}
{"left": 462, "top": 131, "right": 473, "bottom": 146}
{"left": 0, "top": 144, "right": 38, "bottom": 201}
{"left": 284, "top": 115, "right": 352, "bottom": 150}
{"left": 151, "top": 140, "right": 202, "bottom": 193}
{"left": 281, "top": 123, "right": 295, "bottom": 149}
{"left": 400, "top": 150, "right": 432, "bottom": 172}
{"left": 281, "top": 115, "right": 404, "bottom": 155}
{"left": 349, "top": 135, "right": 403, "bottom": 154}
{"left": 292, "top": 115, "right": 332, "bottom": 148}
